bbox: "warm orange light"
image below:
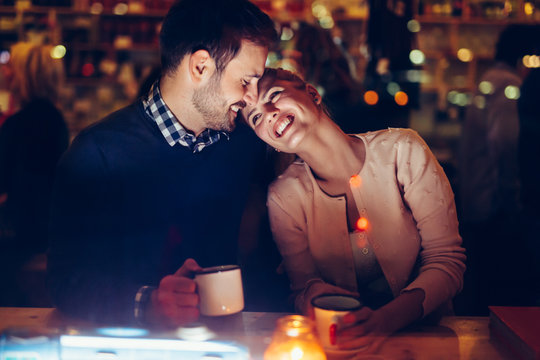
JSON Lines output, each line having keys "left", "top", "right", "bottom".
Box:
{"left": 364, "top": 90, "right": 379, "bottom": 105}
{"left": 349, "top": 174, "right": 362, "bottom": 188}
{"left": 394, "top": 91, "right": 408, "bottom": 106}
{"left": 356, "top": 217, "right": 369, "bottom": 231}
{"left": 264, "top": 315, "right": 326, "bottom": 360}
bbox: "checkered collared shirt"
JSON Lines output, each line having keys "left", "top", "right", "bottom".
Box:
{"left": 142, "top": 80, "right": 229, "bottom": 153}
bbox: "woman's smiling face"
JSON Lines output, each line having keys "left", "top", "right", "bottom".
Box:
{"left": 241, "top": 69, "right": 322, "bottom": 153}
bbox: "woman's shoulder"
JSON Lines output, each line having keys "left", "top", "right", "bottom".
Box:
{"left": 357, "top": 128, "right": 425, "bottom": 155}
{"left": 358, "top": 127, "right": 421, "bottom": 144}
{"left": 268, "top": 158, "right": 313, "bottom": 201}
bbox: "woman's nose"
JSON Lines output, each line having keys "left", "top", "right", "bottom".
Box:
{"left": 265, "top": 107, "right": 278, "bottom": 123}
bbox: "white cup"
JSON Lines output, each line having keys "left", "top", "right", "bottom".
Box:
{"left": 311, "top": 294, "right": 363, "bottom": 350}
{"left": 195, "top": 265, "right": 244, "bottom": 316}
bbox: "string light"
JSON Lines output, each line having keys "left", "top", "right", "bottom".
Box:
{"left": 356, "top": 217, "right": 369, "bottom": 231}
{"left": 349, "top": 175, "right": 362, "bottom": 187}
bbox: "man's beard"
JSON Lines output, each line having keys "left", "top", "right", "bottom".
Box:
{"left": 192, "top": 72, "right": 235, "bottom": 133}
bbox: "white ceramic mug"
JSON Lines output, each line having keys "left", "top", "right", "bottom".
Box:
{"left": 195, "top": 265, "right": 244, "bottom": 316}
{"left": 311, "top": 294, "right": 363, "bottom": 350}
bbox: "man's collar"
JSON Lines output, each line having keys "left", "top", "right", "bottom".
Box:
{"left": 142, "top": 80, "right": 229, "bottom": 153}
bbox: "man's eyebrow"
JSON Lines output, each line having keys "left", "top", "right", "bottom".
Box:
{"left": 247, "top": 72, "right": 262, "bottom": 79}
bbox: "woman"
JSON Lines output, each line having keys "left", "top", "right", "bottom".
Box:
{"left": 241, "top": 68, "right": 466, "bottom": 352}
{"left": 0, "top": 42, "right": 69, "bottom": 305}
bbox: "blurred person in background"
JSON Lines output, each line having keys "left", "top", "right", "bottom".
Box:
{"left": 0, "top": 42, "right": 69, "bottom": 306}
{"left": 457, "top": 24, "right": 539, "bottom": 315}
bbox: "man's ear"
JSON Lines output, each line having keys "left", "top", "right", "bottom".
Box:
{"left": 306, "top": 84, "right": 322, "bottom": 105}
{"left": 189, "top": 49, "right": 216, "bottom": 84}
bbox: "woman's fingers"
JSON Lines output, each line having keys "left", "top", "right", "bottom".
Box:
{"left": 342, "top": 306, "right": 374, "bottom": 325}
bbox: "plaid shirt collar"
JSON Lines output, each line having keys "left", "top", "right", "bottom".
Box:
{"left": 142, "top": 80, "right": 229, "bottom": 153}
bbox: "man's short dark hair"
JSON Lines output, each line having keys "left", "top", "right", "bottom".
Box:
{"left": 159, "top": 0, "right": 277, "bottom": 76}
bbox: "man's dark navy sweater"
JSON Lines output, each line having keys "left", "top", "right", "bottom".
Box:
{"left": 47, "top": 101, "right": 265, "bottom": 323}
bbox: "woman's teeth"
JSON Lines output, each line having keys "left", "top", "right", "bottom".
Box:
{"left": 276, "top": 115, "right": 293, "bottom": 137}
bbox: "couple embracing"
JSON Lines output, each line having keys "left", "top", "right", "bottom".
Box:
{"left": 47, "top": 0, "right": 465, "bottom": 354}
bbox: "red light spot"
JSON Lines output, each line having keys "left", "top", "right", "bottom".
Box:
{"left": 82, "top": 63, "right": 95, "bottom": 77}
{"left": 349, "top": 174, "right": 362, "bottom": 187}
{"left": 356, "top": 217, "right": 369, "bottom": 231}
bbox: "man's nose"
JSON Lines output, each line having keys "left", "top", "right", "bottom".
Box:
{"left": 243, "top": 83, "right": 258, "bottom": 106}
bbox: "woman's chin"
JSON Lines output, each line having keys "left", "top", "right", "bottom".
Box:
{"left": 285, "top": 131, "right": 305, "bottom": 152}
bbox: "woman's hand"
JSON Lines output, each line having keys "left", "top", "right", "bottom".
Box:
{"left": 336, "top": 306, "right": 391, "bottom": 354}
{"left": 336, "top": 288, "right": 426, "bottom": 354}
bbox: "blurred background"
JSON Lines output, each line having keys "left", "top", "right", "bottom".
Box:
{"left": 1, "top": 0, "right": 539, "bottom": 184}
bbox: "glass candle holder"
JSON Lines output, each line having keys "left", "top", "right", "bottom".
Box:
{"left": 264, "top": 315, "right": 326, "bottom": 360}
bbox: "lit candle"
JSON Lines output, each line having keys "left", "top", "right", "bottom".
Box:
{"left": 264, "top": 315, "right": 326, "bottom": 360}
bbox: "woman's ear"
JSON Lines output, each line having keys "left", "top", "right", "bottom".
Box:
{"left": 306, "top": 84, "right": 322, "bottom": 105}
{"left": 189, "top": 49, "right": 216, "bottom": 84}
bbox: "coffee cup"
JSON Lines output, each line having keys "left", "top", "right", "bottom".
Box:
{"left": 194, "top": 265, "right": 244, "bottom": 316}
{"left": 311, "top": 294, "right": 363, "bottom": 350}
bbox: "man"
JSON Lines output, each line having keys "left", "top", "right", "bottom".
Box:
{"left": 47, "top": 0, "right": 277, "bottom": 326}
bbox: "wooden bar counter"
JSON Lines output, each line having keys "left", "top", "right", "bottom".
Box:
{"left": 0, "top": 307, "right": 512, "bottom": 359}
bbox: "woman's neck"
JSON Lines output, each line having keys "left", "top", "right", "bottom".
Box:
{"left": 296, "top": 119, "right": 365, "bottom": 195}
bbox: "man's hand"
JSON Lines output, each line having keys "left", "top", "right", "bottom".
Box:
{"left": 146, "top": 258, "right": 203, "bottom": 327}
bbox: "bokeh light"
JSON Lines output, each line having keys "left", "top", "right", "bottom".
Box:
{"left": 457, "top": 48, "right": 473, "bottom": 62}
{"left": 409, "top": 49, "right": 425, "bottom": 65}
{"left": 473, "top": 95, "right": 486, "bottom": 109}
{"left": 407, "top": 19, "right": 421, "bottom": 33}
{"left": 363, "top": 90, "right": 379, "bottom": 105}
{"left": 504, "top": 85, "right": 520, "bottom": 100}
{"left": 280, "top": 27, "right": 294, "bottom": 41}
{"left": 50, "top": 45, "right": 66, "bottom": 59}
{"left": 523, "top": 55, "right": 540, "bottom": 68}
{"left": 394, "top": 91, "right": 408, "bottom": 106}
{"left": 455, "top": 93, "right": 468, "bottom": 107}
{"left": 319, "top": 16, "right": 334, "bottom": 29}
{"left": 90, "top": 1, "right": 103, "bottom": 14}
{"left": 479, "top": 81, "right": 494, "bottom": 95}
{"left": 524, "top": 2, "right": 534, "bottom": 15}
{"left": 113, "top": 2, "right": 128, "bottom": 15}
{"left": 312, "top": 2, "right": 329, "bottom": 18}
{"left": 0, "top": 50, "right": 10, "bottom": 64}
{"left": 406, "top": 70, "right": 421, "bottom": 82}
{"left": 447, "top": 90, "right": 459, "bottom": 104}
{"left": 386, "top": 82, "right": 400, "bottom": 96}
